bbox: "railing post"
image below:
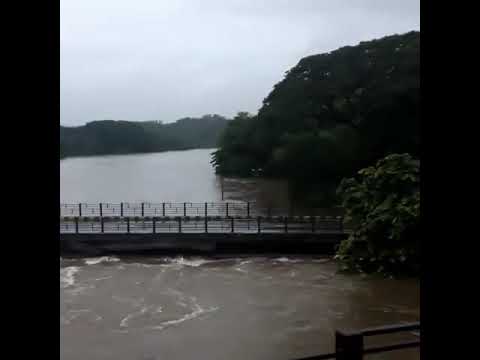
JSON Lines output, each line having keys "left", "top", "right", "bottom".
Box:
{"left": 141, "top": 203, "right": 144, "bottom": 217}
{"left": 126, "top": 217, "right": 130, "bottom": 233}
{"left": 99, "top": 203, "right": 103, "bottom": 217}
{"left": 120, "top": 202, "right": 124, "bottom": 217}
{"left": 75, "top": 217, "right": 79, "bottom": 234}
{"left": 257, "top": 216, "right": 261, "bottom": 233}
{"left": 284, "top": 216, "right": 288, "bottom": 233}
{"left": 178, "top": 217, "right": 182, "bottom": 233}
{"left": 231, "top": 217, "right": 234, "bottom": 233}
{"left": 153, "top": 218, "right": 156, "bottom": 234}
{"left": 101, "top": 217, "right": 104, "bottom": 233}
{"left": 162, "top": 202, "right": 166, "bottom": 217}
{"left": 78, "top": 203, "right": 82, "bottom": 217}
{"left": 336, "top": 330, "right": 364, "bottom": 360}
{"left": 247, "top": 202, "right": 250, "bottom": 218}
{"left": 226, "top": 202, "right": 229, "bottom": 217}
{"left": 205, "top": 216, "right": 208, "bottom": 233}
{"left": 204, "top": 202, "right": 208, "bottom": 217}
{"left": 184, "top": 202, "right": 187, "bottom": 217}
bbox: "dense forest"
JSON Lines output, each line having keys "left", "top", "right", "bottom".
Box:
{"left": 60, "top": 115, "right": 229, "bottom": 158}
{"left": 212, "top": 31, "right": 419, "bottom": 205}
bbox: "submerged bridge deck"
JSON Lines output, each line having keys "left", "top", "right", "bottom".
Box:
{"left": 60, "top": 202, "right": 349, "bottom": 256}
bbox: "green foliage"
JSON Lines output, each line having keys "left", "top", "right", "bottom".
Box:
{"left": 212, "top": 31, "right": 419, "bottom": 205}
{"left": 211, "top": 112, "right": 262, "bottom": 177}
{"left": 335, "top": 153, "right": 420, "bottom": 276}
{"left": 60, "top": 115, "right": 229, "bottom": 158}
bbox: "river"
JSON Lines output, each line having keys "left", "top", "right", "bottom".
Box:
{"left": 60, "top": 148, "right": 290, "bottom": 208}
{"left": 60, "top": 149, "right": 420, "bottom": 360}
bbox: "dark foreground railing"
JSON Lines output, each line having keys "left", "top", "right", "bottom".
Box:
{"left": 60, "top": 215, "right": 345, "bottom": 234}
{"left": 60, "top": 202, "right": 345, "bottom": 218}
{"left": 292, "top": 322, "right": 420, "bottom": 360}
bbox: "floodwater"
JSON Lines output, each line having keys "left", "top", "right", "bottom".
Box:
{"left": 60, "top": 150, "right": 420, "bottom": 359}
{"left": 60, "top": 149, "right": 290, "bottom": 209}
{"left": 60, "top": 256, "right": 419, "bottom": 360}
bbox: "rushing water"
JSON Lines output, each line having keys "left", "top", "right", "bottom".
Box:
{"left": 61, "top": 256, "right": 419, "bottom": 360}
{"left": 60, "top": 149, "right": 420, "bottom": 360}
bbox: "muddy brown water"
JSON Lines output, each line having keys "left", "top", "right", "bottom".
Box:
{"left": 61, "top": 150, "right": 419, "bottom": 359}
{"left": 60, "top": 256, "right": 419, "bottom": 360}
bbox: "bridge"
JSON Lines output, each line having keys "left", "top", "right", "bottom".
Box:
{"left": 60, "top": 202, "right": 350, "bottom": 256}
{"left": 60, "top": 201, "right": 346, "bottom": 218}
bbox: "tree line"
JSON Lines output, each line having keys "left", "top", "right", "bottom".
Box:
{"left": 212, "top": 31, "right": 419, "bottom": 206}
{"left": 211, "top": 31, "right": 420, "bottom": 275}
{"left": 60, "top": 115, "right": 229, "bottom": 158}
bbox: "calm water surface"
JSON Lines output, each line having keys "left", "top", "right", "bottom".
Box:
{"left": 60, "top": 150, "right": 419, "bottom": 360}
{"left": 60, "top": 149, "right": 289, "bottom": 207}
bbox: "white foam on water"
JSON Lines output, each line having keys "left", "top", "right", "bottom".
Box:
{"left": 168, "top": 256, "right": 216, "bottom": 267}
{"left": 60, "top": 266, "right": 80, "bottom": 288}
{"left": 152, "top": 302, "right": 219, "bottom": 331}
{"left": 120, "top": 306, "right": 149, "bottom": 328}
{"left": 85, "top": 256, "right": 120, "bottom": 265}
{"left": 239, "top": 260, "right": 253, "bottom": 266}
{"left": 274, "top": 257, "right": 302, "bottom": 263}
{"left": 146, "top": 290, "right": 219, "bottom": 330}
{"left": 128, "top": 263, "right": 156, "bottom": 268}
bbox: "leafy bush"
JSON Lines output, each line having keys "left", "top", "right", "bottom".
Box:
{"left": 336, "top": 153, "right": 420, "bottom": 276}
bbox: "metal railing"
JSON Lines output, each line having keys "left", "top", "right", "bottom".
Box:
{"left": 60, "top": 202, "right": 345, "bottom": 218}
{"left": 60, "top": 215, "right": 346, "bottom": 234}
{"left": 292, "top": 322, "right": 420, "bottom": 360}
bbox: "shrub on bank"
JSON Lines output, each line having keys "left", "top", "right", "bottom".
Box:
{"left": 335, "top": 153, "right": 420, "bottom": 276}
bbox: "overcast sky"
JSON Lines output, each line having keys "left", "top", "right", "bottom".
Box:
{"left": 60, "top": 0, "right": 420, "bottom": 126}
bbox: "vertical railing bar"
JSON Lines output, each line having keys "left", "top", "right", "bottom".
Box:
{"left": 336, "top": 330, "right": 364, "bottom": 360}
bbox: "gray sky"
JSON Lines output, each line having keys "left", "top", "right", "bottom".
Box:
{"left": 61, "top": 0, "right": 420, "bottom": 126}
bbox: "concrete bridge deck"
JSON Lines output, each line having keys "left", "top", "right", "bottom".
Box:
{"left": 60, "top": 202, "right": 349, "bottom": 256}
